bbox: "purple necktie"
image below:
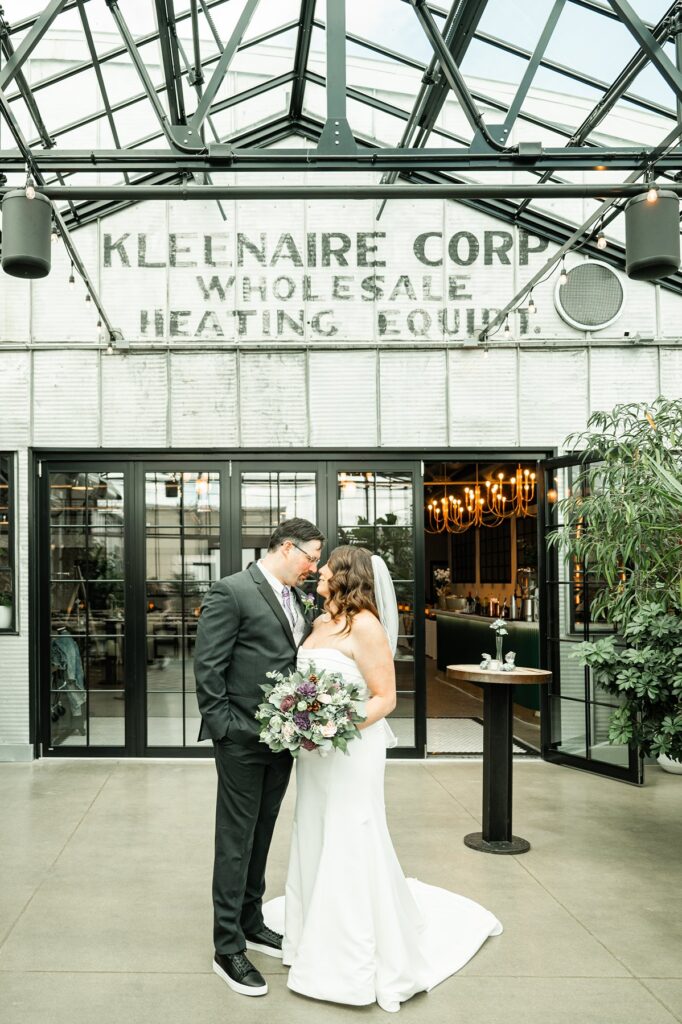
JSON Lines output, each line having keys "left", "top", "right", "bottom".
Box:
{"left": 282, "top": 586, "right": 296, "bottom": 631}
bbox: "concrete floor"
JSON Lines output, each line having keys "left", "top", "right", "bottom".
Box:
{"left": 0, "top": 758, "right": 681, "bottom": 1024}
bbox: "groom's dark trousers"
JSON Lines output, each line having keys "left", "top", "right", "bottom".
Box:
{"left": 194, "top": 563, "right": 311, "bottom": 955}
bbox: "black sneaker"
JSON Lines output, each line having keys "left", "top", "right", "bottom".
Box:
{"left": 244, "top": 924, "right": 283, "bottom": 959}
{"left": 213, "top": 951, "right": 268, "bottom": 996}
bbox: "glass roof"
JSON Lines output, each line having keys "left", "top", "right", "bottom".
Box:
{"left": 0, "top": 0, "right": 680, "bottom": 294}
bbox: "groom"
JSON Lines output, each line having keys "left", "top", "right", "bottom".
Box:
{"left": 194, "top": 518, "right": 324, "bottom": 998}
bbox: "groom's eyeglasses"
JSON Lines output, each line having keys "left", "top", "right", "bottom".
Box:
{"left": 290, "top": 541, "right": 321, "bottom": 567}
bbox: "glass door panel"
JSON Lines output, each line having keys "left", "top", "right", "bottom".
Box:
{"left": 144, "top": 470, "right": 220, "bottom": 750}
{"left": 334, "top": 465, "right": 422, "bottom": 755}
{"left": 240, "top": 471, "right": 317, "bottom": 569}
{"left": 540, "top": 457, "right": 642, "bottom": 783}
{"left": 47, "top": 470, "right": 126, "bottom": 749}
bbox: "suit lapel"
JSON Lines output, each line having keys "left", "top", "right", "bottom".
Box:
{"left": 248, "top": 563, "right": 297, "bottom": 651}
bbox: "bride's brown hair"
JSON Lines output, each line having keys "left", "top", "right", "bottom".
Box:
{"left": 325, "top": 545, "right": 380, "bottom": 635}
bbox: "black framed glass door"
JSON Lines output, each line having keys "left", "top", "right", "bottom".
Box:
{"left": 39, "top": 454, "right": 424, "bottom": 758}
{"left": 539, "top": 455, "right": 643, "bottom": 783}
{"left": 44, "top": 466, "right": 128, "bottom": 751}
{"left": 327, "top": 461, "right": 425, "bottom": 757}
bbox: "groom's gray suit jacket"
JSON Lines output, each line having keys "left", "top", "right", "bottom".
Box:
{"left": 194, "top": 563, "right": 313, "bottom": 749}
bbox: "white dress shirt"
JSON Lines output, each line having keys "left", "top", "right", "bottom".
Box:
{"left": 257, "top": 559, "right": 306, "bottom": 645}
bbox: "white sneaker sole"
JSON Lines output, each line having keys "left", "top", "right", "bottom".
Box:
{"left": 213, "top": 959, "right": 268, "bottom": 996}
{"left": 245, "top": 940, "right": 283, "bottom": 959}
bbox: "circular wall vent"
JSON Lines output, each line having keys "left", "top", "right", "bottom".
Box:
{"left": 554, "top": 261, "right": 625, "bottom": 331}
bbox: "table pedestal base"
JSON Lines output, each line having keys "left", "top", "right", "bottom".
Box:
{"left": 464, "top": 831, "right": 530, "bottom": 855}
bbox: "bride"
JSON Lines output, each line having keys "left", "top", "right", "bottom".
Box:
{"left": 263, "top": 545, "right": 502, "bottom": 1013}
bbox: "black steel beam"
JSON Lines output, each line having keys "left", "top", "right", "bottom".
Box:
{"left": 14, "top": 181, "right": 682, "bottom": 200}
{"left": 514, "top": 2, "right": 678, "bottom": 217}
{"left": 188, "top": 0, "right": 260, "bottom": 140}
{"left": 410, "top": 0, "right": 510, "bottom": 150}
{"left": 0, "top": 0, "right": 67, "bottom": 91}
{"left": 474, "top": 30, "right": 675, "bottom": 120}
{"left": 501, "top": 0, "right": 566, "bottom": 137}
{"left": 290, "top": 0, "right": 316, "bottom": 120}
{"left": 415, "top": 0, "right": 490, "bottom": 143}
{"left": 154, "top": 0, "right": 187, "bottom": 126}
{"left": 106, "top": 0, "right": 179, "bottom": 148}
{"left": 607, "top": 0, "right": 682, "bottom": 105}
{"left": 4, "top": 144, "right": 682, "bottom": 173}
{"left": 76, "top": 0, "right": 129, "bottom": 184}
{"left": 317, "top": 0, "right": 355, "bottom": 152}
{"left": 6, "top": 3, "right": 293, "bottom": 105}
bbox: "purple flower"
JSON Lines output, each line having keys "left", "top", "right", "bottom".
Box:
{"left": 297, "top": 682, "right": 317, "bottom": 697}
{"left": 280, "top": 695, "right": 296, "bottom": 712}
{"left": 294, "top": 711, "right": 311, "bottom": 731}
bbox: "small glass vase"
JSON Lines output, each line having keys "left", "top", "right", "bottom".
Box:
{"left": 495, "top": 633, "right": 504, "bottom": 663}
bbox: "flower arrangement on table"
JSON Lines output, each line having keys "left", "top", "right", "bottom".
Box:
{"left": 479, "top": 617, "right": 516, "bottom": 671}
{"left": 433, "top": 567, "right": 452, "bottom": 606}
{"left": 256, "top": 663, "right": 367, "bottom": 756}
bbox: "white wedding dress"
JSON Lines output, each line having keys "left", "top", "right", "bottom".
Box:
{"left": 263, "top": 647, "right": 503, "bottom": 1013}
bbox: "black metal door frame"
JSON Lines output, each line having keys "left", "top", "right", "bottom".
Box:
{"left": 33, "top": 445, "right": 556, "bottom": 761}
{"left": 538, "top": 453, "right": 643, "bottom": 784}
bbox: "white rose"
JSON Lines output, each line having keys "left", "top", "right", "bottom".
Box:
{"left": 320, "top": 721, "right": 337, "bottom": 738}
{"left": 270, "top": 718, "right": 282, "bottom": 732}
{"left": 317, "top": 693, "right": 332, "bottom": 705}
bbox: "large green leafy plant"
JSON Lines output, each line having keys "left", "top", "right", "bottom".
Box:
{"left": 547, "top": 398, "right": 682, "bottom": 761}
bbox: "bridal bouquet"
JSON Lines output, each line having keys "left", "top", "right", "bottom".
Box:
{"left": 256, "top": 663, "right": 366, "bottom": 757}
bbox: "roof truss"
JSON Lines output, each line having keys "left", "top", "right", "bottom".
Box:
{"left": 1, "top": 0, "right": 682, "bottom": 329}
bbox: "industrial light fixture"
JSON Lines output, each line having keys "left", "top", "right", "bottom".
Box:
{"left": 559, "top": 259, "right": 568, "bottom": 286}
{"left": 527, "top": 292, "right": 537, "bottom": 314}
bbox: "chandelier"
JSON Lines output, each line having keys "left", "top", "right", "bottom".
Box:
{"left": 426, "top": 464, "right": 537, "bottom": 534}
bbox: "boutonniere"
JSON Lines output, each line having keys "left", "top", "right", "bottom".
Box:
{"left": 299, "top": 592, "right": 316, "bottom": 616}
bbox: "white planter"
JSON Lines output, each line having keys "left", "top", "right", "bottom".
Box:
{"left": 0, "top": 605, "right": 12, "bottom": 630}
{"left": 657, "top": 753, "right": 682, "bottom": 775}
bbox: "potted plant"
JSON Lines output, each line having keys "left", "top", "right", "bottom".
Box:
{"left": 0, "top": 591, "right": 12, "bottom": 630}
{"left": 547, "top": 397, "right": 682, "bottom": 773}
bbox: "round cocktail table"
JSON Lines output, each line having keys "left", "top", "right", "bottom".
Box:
{"left": 446, "top": 663, "right": 552, "bottom": 855}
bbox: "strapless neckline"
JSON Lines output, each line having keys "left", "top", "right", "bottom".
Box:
{"left": 298, "top": 646, "right": 356, "bottom": 666}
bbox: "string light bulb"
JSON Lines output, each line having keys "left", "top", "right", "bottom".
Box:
{"left": 68, "top": 262, "right": 75, "bottom": 289}
{"left": 596, "top": 221, "right": 607, "bottom": 249}
{"left": 85, "top": 292, "right": 91, "bottom": 303}
{"left": 503, "top": 317, "right": 511, "bottom": 336}
{"left": 97, "top": 318, "right": 103, "bottom": 337}
{"left": 24, "top": 171, "right": 36, "bottom": 200}
{"left": 527, "top": 292, "right": 537, "bottom": 314}
{"left": 50, "top": 225, "right": 58, "bottom": 245}
{"left": 647, "top": 185, "right": 659, "bottom": 203}
{"left": 106, "top": 338, "right": 115, "bottom": 355}
{"left": 559, "top": 259, "right": 568, "bottom": 286}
